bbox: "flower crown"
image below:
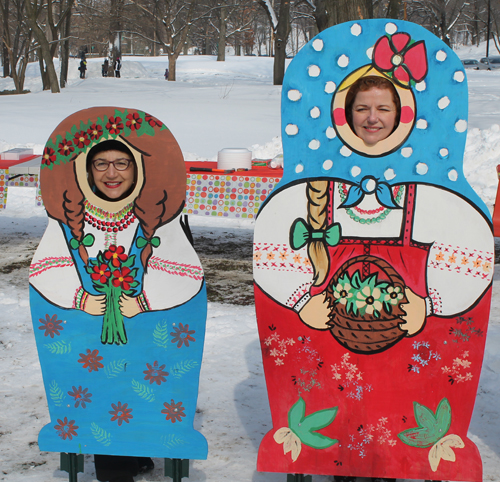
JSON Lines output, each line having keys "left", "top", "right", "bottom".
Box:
{"left": 41, "top": 108, "right": 166, "bottom": 170}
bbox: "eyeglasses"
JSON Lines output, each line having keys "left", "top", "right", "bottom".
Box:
{"left": 92, "top": 158, "right": 132, "bottom": 171}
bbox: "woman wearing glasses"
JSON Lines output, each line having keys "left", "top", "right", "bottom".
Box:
{"left": 29, "top": 107, "right": 208, "bottom": 481}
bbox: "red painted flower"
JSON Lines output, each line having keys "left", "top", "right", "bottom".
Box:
{"left": 58, "top": 139, "right": 74, "bottom": 156}
{"left": 68, "top": 386, "right": 93, "bottom": 408}
{"left": 372, "top": 33, "right": 427, "bottom": 84}
{"left": 145, "top": 114, "right": 162, "bottom": 128}
{"left": 78, "top": 348, "right": 104, "bottom": 372}
{"left": 126, "top": 112, "right": 142, "bottom": 131}
{"left": 143, "top": 361, "right": 169, "bottom": 385}
{"left": 109, "top": 401, "right": 133, "bottom": 426}
{"left": 91, "top": 263, "right": 111, "bottom": 283}
{"left": 54, "top": 417, "right": 79, "bottom": 440}
{"left": 104, "top": 245, "right": 128, "bottom": 267}
{"left": 106, "top": 116, "right": 123, "bottom": 135}
{"left": 112, "top": 267, "right": 134, "bottom": 291}
{"left": 87, "top": 123, "right": 103, "bottom": 140}
{"left": 73, "top": 130, "right": 90, "bottom": 148}
{"left": 170, "top": 323, "right": 196, "bottom": 348}
{"left": 42, "top": 147, "right": 56, "bottom": 166}
{"left": 38, "top": 313, "right": 64, "bottom": 338}
{"left": 161, "top": 399, "right": 186, "bottom": 423}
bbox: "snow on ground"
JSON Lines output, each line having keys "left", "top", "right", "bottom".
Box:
{"left": 1, "top": 52, "right": 500, "bottom": 482}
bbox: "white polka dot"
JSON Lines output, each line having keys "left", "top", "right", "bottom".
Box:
{"left": 308, "top": 65, "right": 321, "bottom": 77}
{"left": 439, "top": 148, "right": 449, "bottom": 158}
{"left": 325, "top": 81, "right": 336, "bottom": 94}
{"left": 365, "top": 178, "right": 376, "bottom": 192}
{"left": 385, "top": 23, "right": 397, "bottom": 34}
{"left": 285, "top": 124, "right": 298, "bottom": 136}
{"left": 309, "top": 139, "right": 320, "bottom": 150}
{"left": 326, "top": 127, "right": 337, "bottom": 139}
{"left": 351, "top": 23, "right": 362, "bottom": 36}
{"left": 454, "top": 71, "right": 465, "bottom": 82}
{"left": 415, "top": 81, "right": 426, "bottom": 92}
{"left": 288, "top": 89, "right": 302, "bottom": 101}
{"left": 416, "top": 119, "right": 428, "bottom": 129}
{"left": 384, "top": 168, "right": 396, "bottom": 181}
{"left": 310, "top": 107, "right": 320, "bottom": 119}
{"left": 295, "top": 164, "right": 304, "bottom": 174}
{"left": 338, "top": 55, "right": 349, "bottom": 68}
{"left": 341, "top": 146, "right": 352, "bottom": 157}
{"left": 416, "top": 162, "right": 428, "bottom": 175}
{"left": 436, "top": 50, "right": 447, "bottom": 62}
{"left": 401, "top": 147, "right": 413, "bottom": 158}
{"left": 351, "top": 166, "right": 361, "bottom": 177}
{"left": 323, "top": 159, "right": 333, "bottom": 170}
{"left": 312, "top": 39, "right": 324, "bottom": 52}
{"left": 366, "top": 47, "right": 374, "bottom": 60}
{"left": 455, "top": 119, "right": 467, "bottom": 132}
{"left": 438, "top": 96, "right": 450, "bottom": 109}
{"left": 448, "top": 169, "right": 458, "bottom": 181}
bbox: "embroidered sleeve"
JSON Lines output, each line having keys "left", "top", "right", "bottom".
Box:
{"left": 135, "top": 292, "right": 151, "bottom": 312}
{"left": 73, "top": 287, "right": 88, "bottom": 311}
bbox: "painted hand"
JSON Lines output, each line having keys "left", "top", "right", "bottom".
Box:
{"left": 84, "top": 293, "right": 106, "bottom": 315}
{"left": 399, "top": 287, "right": 426, "bottom": 336}
{"left": 298, "top": 292, "right": 331, "bottom": 330}
{"left": 119, "top": 294, "right": 141, "bottom": 318}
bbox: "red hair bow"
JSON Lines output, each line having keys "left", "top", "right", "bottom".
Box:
{"left": 372, "top": 33, "right": 428, "bottom": 86}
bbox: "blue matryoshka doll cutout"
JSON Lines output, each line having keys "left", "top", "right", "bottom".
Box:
{"left": 253, "top": 20, "right": 493, "bottom": 481}
{"left": 30, "top": 107, "right": 208, "bottom": 460}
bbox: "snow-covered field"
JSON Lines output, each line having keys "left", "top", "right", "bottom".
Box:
{"left": 1, "top": 48, "right": 500, "bottom": 482}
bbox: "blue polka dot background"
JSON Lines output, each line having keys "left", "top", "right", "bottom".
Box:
{"left": 279, "top": 19, "right": 489, "bottom": 217}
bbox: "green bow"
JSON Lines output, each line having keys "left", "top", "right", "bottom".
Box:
{"left": 136, "top": 236, "right": 161, "bottom": 249}
{"left": 70, "top": 233, "right": 95, "bottom": 250}
{"left": 290, "top": 218, "right": 341, "bottom": 251}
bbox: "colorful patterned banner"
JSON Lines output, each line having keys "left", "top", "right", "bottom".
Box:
{"left": 184, "top": 173, "right": 281, "bottom": 219}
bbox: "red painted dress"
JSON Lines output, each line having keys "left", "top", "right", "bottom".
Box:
{"left": 253, "top": 180, "right": 493, "bottom": 481}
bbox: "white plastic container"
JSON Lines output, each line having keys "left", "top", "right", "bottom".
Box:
{"left": 217, "top": 148, "right": 252, "bottom": 170}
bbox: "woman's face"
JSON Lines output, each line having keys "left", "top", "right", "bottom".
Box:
{"left": 90, "top": 149, "right": 135, "bottom": 201}
{"left": 351, "top": 87, "right": 397, "bottom": 146}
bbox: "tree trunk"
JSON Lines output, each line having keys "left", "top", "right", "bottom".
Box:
{"left": 108, "top": 0, "right": 123, "bottom": 77}
{"left": 315, "top": 0, "right": 372, "bottom": 32}
{"left": 168, "top": 54, "right": 176, "bottom": 81}
{"left": 59, "top": 8, "right": 72, "bottom": 88}
{"left": 386, "top": 0, "right": 401, "bottom": 19}
{"left": 217, "top": 5, "right": 227, "bottom": 61}
{"left": 1, "top": 0, "right": 11, "bottom": 77}
{"left": 273, "top": 0, "right": 290, "bottom": 85}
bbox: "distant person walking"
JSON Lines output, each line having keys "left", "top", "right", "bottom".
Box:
{"left": 79, "top": 59, "right": 87, "bottom": 79}
{"left": 114, "top": 58, "right": 121, "bottom": 78}
{"left": 102, "top": 59, "right": 109, "bottom": 77}
{"left": 164, "top": 68, "right": 169, "bottom": 80}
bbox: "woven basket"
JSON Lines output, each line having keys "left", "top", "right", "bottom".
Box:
{"left": 325, "top": 255, "right": 408, "bottom": 354}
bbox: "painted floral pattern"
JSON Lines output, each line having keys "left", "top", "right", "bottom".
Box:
{"left": 54, "top": 417, "right": 78, "bottom": 440}
{"left": 78, "top": 349, "right": 104, "bottom": 372}
{"left": 143, "top": 361, "right": 169, "bottom": 385}
{"left": 39, "top": 314, "right": 64, "bottom": 338}
{"left": 161, "top": 399, "right": 186, "bottom": 423}
{"left": 170, "top": 323, "right": 196, "bottom": 348}
{"left": 109, "top": 401, "right": 133, "bottom": 425}
{"left": 67, "top": 386, "right": 93, "bottom": 408}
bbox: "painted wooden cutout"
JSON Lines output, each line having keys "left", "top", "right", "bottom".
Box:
{"left": 30, "top": 107, "right": 208, "bottom": 459}
{"left": 253, "top": 20, "right": 493, "bottom": 481}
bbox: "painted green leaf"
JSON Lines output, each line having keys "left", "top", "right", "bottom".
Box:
{"left": 132, "top": 379, "right": 155, "bottom": 402}
{"left": 398, "top": 398, "right": 452, "bottom": 448}
{"left": 170, "top": 360, "right": 199, "bottom": 379}
{"left": 49, "top": 380, "right": 65, "bottom": 406}
{"left": 91, "top": 422, "right": 112, "bottom": 446}
{"left": 104, "top": 359, "right": 127, "bottom": 378}
{"left": 153, "top": 321, "right": 170, "bottom": 348}
{"left": 287, "top": 397, "right": 338, "bottom": 449}
{"left": 44, "top": 340, "right": 71, "bottom": 354}
{"left": 161, "top": 434, "right": 186, "bottom": 448}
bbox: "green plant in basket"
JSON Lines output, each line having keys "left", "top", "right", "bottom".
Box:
{"left": 86, "top": 245, "right": 139, "bottom": 345}
{"left": 332, "top": 271, "right": 404, "bottom": 318}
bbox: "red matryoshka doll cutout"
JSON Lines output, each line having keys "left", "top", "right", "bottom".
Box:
{"left": 253, "top": 20, "right": 493, "bottom": 481}
{"left": 29, "top": 107, "right": 208, "bottom": 460}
